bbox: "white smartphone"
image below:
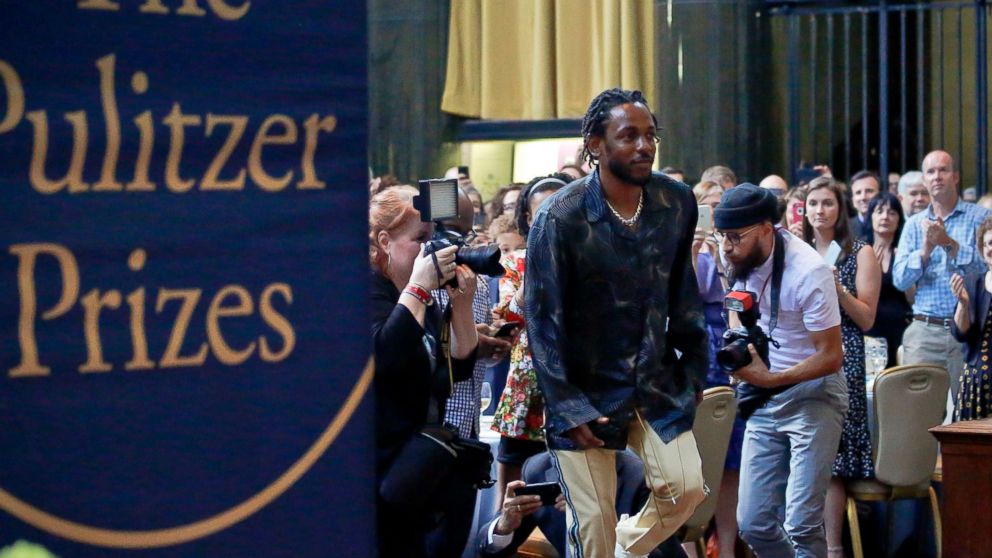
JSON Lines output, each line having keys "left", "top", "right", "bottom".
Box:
{"left": 697, "top": 205, "right": 713, "bottom": 232}
{"left": 824, "top": 240, "right": 842, "bottom": 266}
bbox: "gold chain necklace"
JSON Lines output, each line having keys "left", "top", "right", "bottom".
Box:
{"left": 605, "top": 192, "right": 644, "bottom": 227}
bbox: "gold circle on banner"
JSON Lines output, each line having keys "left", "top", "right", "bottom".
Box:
{"left": 0, "top": 357, "right": 374, "bottom": 549}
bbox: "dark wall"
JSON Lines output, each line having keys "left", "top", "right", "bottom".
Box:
{"left": 655, "top": 0, "right": 776, "bottom": 184}
{"left": 368, "top": 0, "right": 455, "bottom": 183}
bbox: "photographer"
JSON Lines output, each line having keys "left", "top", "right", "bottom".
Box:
{"left": 713, "top": 184, "right": 846, "bottom": 558}
{"left": 369, "top": 188, "right": 479, "bottom": 557}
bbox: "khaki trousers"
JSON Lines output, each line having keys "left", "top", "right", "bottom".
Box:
{"left": 550, "top": 417, "right": 705, "bottom": 557}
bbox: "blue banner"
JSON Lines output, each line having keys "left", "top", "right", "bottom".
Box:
{"left": 0, "top": 2, "right": 371, "bottom": 556}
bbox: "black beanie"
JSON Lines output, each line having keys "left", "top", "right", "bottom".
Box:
{"left": 714, "top": 183, "right": 779, "bottom": 229}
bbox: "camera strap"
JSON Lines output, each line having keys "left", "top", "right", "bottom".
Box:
{"left": 767, "top": 229, "right": 787, "bottom": 341}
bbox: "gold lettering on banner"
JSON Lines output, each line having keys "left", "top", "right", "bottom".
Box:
{"left": 175, "top": 0, "right": 207, "bottom": 16}
{"left": 259, "top": 283, "right": 294, "bottom": 362}
{"left": 206, "top": 285, "right": 256, "bottom": 365}
{"left": 124, "top": 249, "right": 155, "bottom": 371}
{"left": 249, "top": 115, "right": 297, "bottom": 192}
{"left": 156, "top": 288, "right": 208, "bottom": 368}
{"left": 137, "top": 0, "right": 169, "bottom": 13}
{"left": 27, "top": 111, "right": 90, "bottom": 194}
{"left": 94, "top": 54, "right": 124, "bottom": 192}
{"left": 297, "top": 114, "right": 335, "bottom": 190}
{"left": 162, "top": 103, "right": 201, "bottom": 193}
{"left": 0, "top": 60, "right": 25, "bottom": 134}
{"left": 9, "top": 244, "right": 81, "bottom": 377}
{"left": 201, "top": 114, "right": 248, "bottom": 190}
{"left": 79, "top": 289, "right": 123, "bottom": 373}
{"left": 206, "top": 0, "right": 250, "bottom": 20}
{"left": 77, "top": 0, "right": 121, "bottom": 10}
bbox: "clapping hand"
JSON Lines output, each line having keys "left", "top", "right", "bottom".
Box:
{"left": 950, "top": 273, "right": 970, "bottom": 305}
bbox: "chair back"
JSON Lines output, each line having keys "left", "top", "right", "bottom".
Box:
{"left": 683, "top": 387, "right": 737, "bottom": 531}
{"left": 872, "top": 364, "right": 949, "bottom": 487}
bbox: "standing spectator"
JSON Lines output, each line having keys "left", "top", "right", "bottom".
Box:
{"left": 702, "top": 165, "right": 737, "bottom": 191}
{"left": 369, "top": 188, "right": 479, "bottom": 558}
{"left": 803, "top": 177, "right": 881, "bottom": 558}
{"left": 887, "top": 171, "right": 901, "bottom": 195}
{"left": 489, "top": 214, "right": 525, "bottom": 260}
{"left": 950, "top": 215, "right": 992, "bottom": 421}
{"left": 759, "top": 174, "right": 789, "bottom": 198}
{"left": 662, "top": 166, "right": 686, "bottom": 183}
{"left": 689, "top": 182, "right": 745, "bottom": 558}
{"left": 490, "top": 174, "right": 570, "bottom": 508}
{"left": 560, "top": 163, "right": 587, "bottom": 180}
{"left": 850, "top": 170, "right": 881, "bottom": 240}
{"left": 894, "top": 150, "right": 991, "bottom": 413}
{"left": 897, "top": 170, "right": 930, "bottom": 217}
{"left": 865, "top": 192, "right": 912, "bottom": 367}
{"left": 527, "top": 88, "right": 707, "bottom": 558}
{"left": 781, "top": 186, "right": 807, "bottom": 237}
{"left": 489, "top": 184, "right": 524, "bottom": 225}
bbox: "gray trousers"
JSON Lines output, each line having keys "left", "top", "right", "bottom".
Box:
{"left": 737, "top": 374, "right": 848, "bottom": 558}
{"left": 902, "top": 320, "right": 964, "bottom": 416}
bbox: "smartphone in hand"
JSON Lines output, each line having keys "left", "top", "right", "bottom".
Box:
{"left": 514, "top": 481, "right": 562, "bottom": 506}
{"left": 495, "top": 321, "right": 522, "bottom": 338}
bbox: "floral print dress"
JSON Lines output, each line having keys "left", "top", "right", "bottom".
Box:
{"left": 491, "top": 249, "right": 546, "bottom": 441}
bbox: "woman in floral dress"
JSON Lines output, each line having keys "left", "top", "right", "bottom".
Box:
{"left": 803, "top": 176, "right": 881, "bottom": 558}
{"left": 491, "top": 173, "right": 570, "bottom": 507}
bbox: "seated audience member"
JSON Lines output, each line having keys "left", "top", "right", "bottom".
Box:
{"left": 865, "top": 192, "right": 912, "bottom": 367}
{"left": 894, "top": 150, "right": 991, "bottom": 413}
{"left": 759, "top": 174, "right": 789, "bottom": 198}
{"left": 897, "top": 170, "right": 930, "bottom": 217}
{"left": 369, "top": 188, "right": 479, "bottom": 558}
{"left": 477, "top": 452, "right": 687, "bottom": 558}
{"left": 802, "top": 177, "right": 881, "bottom": 558}
{"left": 950, "top": 215, "right": 992, "bottom": 421}
{"left": 701, "top": 165, "right": 737, "bottom": 191}
{"left": 490, "top": 174, "right": 569, "bottom": 509}
{"left": 781, "top": 186, "right": 807, "bottom": 238}
{"left": 489, "top": 214, "right": 525, "bottom": 260}
{"left": 662, "top": 166, "right": 686, "bottom": 183}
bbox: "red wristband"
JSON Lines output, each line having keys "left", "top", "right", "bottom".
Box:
{"left": 404, "top": 284, "right": 432, "bottom": 306}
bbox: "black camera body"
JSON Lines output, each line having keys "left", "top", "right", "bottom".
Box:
{"left": 423, "top": 229, "right": 504, "bottom": 282}
{"left": 416, "top": 178, "right": 504, "bottom": 284}
{"left": 716, "top": 290, "right": 771, "bottom": 372}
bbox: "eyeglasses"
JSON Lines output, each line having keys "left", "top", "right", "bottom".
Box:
{"left": 713, "top": 224, "right": 762, "bottom": 246}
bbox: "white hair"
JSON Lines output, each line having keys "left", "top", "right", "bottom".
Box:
{"left": 897, "top": 171, "right": 924, "bottom": 195}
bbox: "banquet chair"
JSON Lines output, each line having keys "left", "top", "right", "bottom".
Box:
{"left": 680, "top": 386, "right": 738, "bottom": 557}
{"left": 846, "top": 364, "right": 948, "bottom": 558}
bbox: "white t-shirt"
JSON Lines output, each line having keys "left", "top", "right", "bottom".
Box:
{"left": 730, "top": 231, "right": 842, "bottom": 373}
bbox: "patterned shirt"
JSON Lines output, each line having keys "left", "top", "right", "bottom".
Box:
{"left": 435, "top": 277, "right": 491, "bottom": 439}
{"left": 525, "top": 170, "right": 708, "bottom": 449}
{"left": 893, "top": 200, "right": 990, "bottom": 318}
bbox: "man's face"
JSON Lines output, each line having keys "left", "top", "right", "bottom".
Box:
{"left": 851, "top": 177, "right": 880, "bottom": 216}
{"left": 593, "top": 102, "right": 657, "bottom": 187}
{"left": 888, "top": 172, "right": 900, "bottom": 194}
{"left": 718, "top": 223, "right": 770, "bottom": 283}
{"left": 900, "top": 181, "right": 930, "bottom": 216}
{"left": 922, "top": 151, "right": 959, "bottom": 202}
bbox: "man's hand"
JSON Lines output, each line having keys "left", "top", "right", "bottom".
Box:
{"left": 553, "top": 493, "right": 566, "bottom": 512}
{"left": 922, "top": 217, "right": 958, "bottom": 259}
{"left": 731, "top": 344, "right": 780, "bottom": 388}
{"left": 566, "top": 417, "right": 609, "bottom": 449}
{"left": 476, "top": 324, "right": 513, "bottom": 364}
{"left": 494, "top": 481, "right": 543, "bottom": 535}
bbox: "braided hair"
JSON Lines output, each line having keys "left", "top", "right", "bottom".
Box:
{"left": 579, "top": 88, "right": 658, "bottom": 167}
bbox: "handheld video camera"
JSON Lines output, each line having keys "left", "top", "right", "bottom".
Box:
{"left": 415, "top": 178, "right": 504, "bottom": 284}
{"left": 716, "top": 290, "right": 771, "bottom": 372}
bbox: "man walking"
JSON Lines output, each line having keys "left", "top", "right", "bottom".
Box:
{"left": 525, "top": 88, "right": 707, "bottom": 558}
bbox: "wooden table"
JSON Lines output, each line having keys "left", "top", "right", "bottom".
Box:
{"left": 929, "top": 418, "right": 992, "bottom": 558}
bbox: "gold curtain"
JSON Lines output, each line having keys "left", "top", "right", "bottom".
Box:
{"left": 441, "top": 0, "right": 655, "bottom": 120}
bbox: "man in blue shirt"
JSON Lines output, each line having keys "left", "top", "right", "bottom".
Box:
{"left": 893, "top": 150, "right": 990, "bottom": 410}
{"left": 525, "top": 88, "right": 707, "bottom": 558}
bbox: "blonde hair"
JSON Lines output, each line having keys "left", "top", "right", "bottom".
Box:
{"left": 693, "top": 180, "right": 723, "bottom": 204}
{"left": 369, "top": 188, "right": 420, "bottom": 275}
{"left": 488, "top": 214, "right": 519, "bottom": 237}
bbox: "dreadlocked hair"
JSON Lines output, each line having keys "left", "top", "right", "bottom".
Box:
{"left": 580, "top": 88, "right": 657, "bottom": 167}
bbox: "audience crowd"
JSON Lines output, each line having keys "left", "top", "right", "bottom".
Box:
{"left": 369, "top": 145, "right": 990, "bottom": 557}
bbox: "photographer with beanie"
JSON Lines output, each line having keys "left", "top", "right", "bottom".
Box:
{"left": 714, "top": 183, "right": 846, "bottom": 558}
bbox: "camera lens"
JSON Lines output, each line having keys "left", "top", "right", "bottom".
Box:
{"left": 716, "top": 339, "right": 753, "bottom": 372}
{"left": 455, "top": 244, "right": 504, "bottom": 277}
